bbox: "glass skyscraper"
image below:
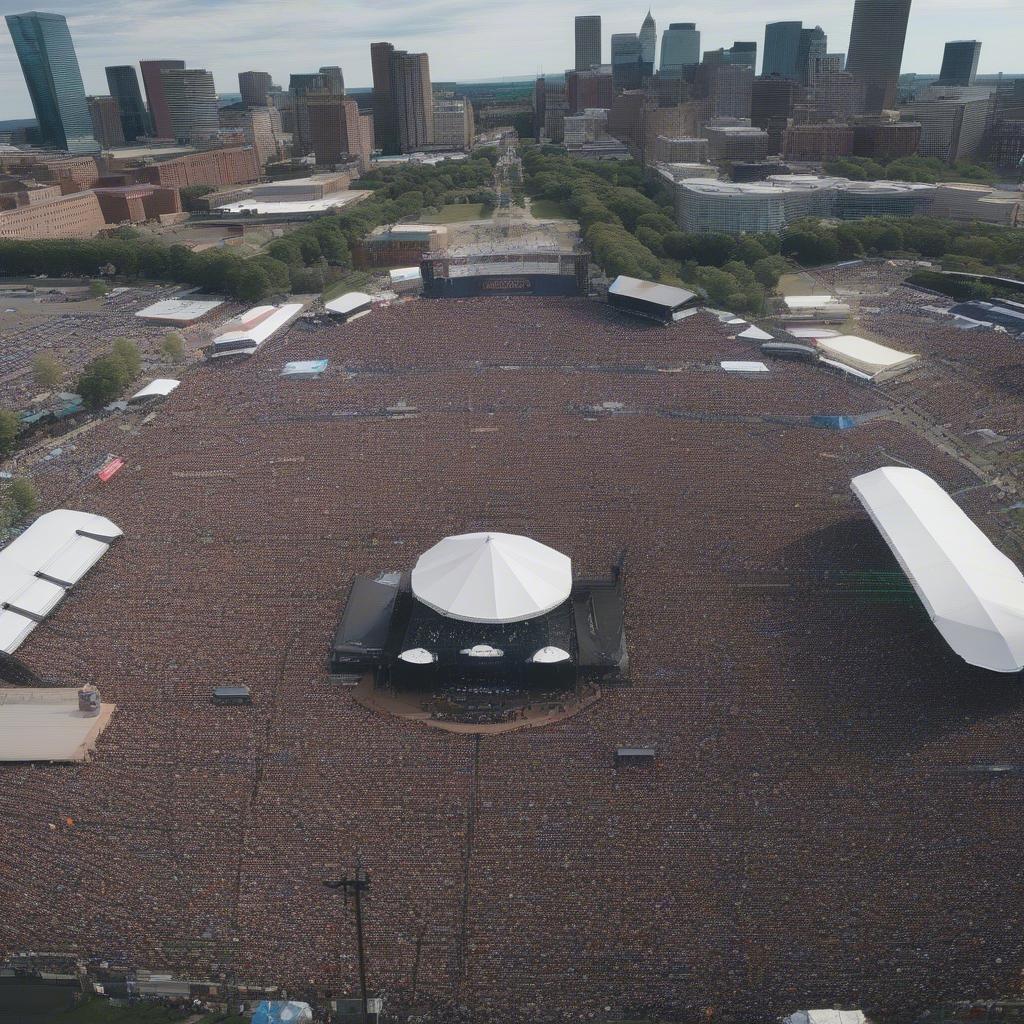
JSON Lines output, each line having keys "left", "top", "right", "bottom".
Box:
{"left": 6, "top": 11, "right": 98, "bottom": 153}
{"left": 659, "top": 23, "right": 700, "bottom": 79}
{"left": 938, "top": 40, "right": 982, "bottom": 86}
{"left": 106, "top": 65, "right": 150, "bottom": 141}
{"left": 763, "top": 22, "right": 802, "bottom": 78}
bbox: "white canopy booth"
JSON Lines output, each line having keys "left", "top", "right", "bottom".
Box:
{"left": 852, "top": 467, "right": 1024, "bottom": 673}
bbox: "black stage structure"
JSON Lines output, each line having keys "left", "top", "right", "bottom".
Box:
{"left": 420, "top": 251, "right": 590, "bottom": 298}
{"left": 331, "top": 571, "right": 628, "bottom": 693}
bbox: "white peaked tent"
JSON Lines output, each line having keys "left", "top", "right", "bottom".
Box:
{"left": 852, "top": 467, "right": 1024, "bottom": 673}
{"left": 411, "top": 532, "right": 572, "bottom": 624}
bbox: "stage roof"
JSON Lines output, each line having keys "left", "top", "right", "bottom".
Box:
{"left": 324, "top": 292, "right": 373, "bottom": 316}
{"left": 412, "top": 532, "right": 572, "bottom": 624}
{"left": 784, "top": 295, "right": 839, "bottom": 310}
{"left": 608, "top": 276, "right": 697, "bottom": 310}
{"left": 852, "top": 467, "right": 1024, "bottom": 673}
{"left": 0, "top": 689, "right": 115, "bottom": 762}
{"left": 816, "top": 335, "right": 917, "bottom": 377}
{"left": 135, "top": 298, "right": 223, "bottom": 324}
{"left": 0, "top": 509, "right": 121, "bottom": 655}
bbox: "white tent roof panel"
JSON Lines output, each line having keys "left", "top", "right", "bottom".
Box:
{"left": 817, "top": 335, "right": 917, "bottom": 377}
{"left": 852, "top": 467, "right": 1024, "bottom": 673}
{"left": 130, "top": 378, "right": 180, "bottom": 402}
{"left": 411, "top": 532, "right": 572, "bottom": 624}
{"left": 0, "top": 509, "right": 121, "bottom": 654}
{"left": 325, "top": 292, "right": 373, "bottom": 315}
{"left": 784, "top": 295, "right": 839, "bottom": 309}
{"left": 609, "top": 275, "right": 697, "bottom": 309}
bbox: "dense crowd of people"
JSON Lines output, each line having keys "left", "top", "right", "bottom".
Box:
{"left": 1, "top": 293, "right": 1023, "bottom": 1024}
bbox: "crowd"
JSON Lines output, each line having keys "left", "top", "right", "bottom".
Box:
{"left": 1, "top": 294, "right": 1023, "bottom": 1024}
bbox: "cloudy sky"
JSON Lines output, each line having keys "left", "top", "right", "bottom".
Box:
{"left": 0, "top": 0, "right": 1019, "bottom": 120}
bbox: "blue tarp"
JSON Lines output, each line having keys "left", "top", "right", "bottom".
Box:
{"left": 252, "top": 1001, "right": 314, "bottom": 1024}
{"left": 811, "top": 415, "right": 857, "bottom": 430}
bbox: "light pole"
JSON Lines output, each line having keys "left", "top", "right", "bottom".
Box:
{"left": 323, "top": 864, "right": 371, "bottom": 1024}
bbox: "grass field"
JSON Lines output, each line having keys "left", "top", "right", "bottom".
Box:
{"left": 415, "top": 202, "right": 492, "bottom": 223}
{"left": 777, "top": 270, "right": 823, "bottom": 296}
{"left": 530, "top": 199, "right": 573, "bottom": 220}
{"left": 322, "top": 270, "right": 375, "bottom": 302}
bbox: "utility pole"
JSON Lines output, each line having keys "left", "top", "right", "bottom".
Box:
{"left": 324, "top": 864, "right": 371, "bottom": 1024}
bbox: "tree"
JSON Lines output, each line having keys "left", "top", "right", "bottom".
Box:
{"left": 5, "top": 477, "right": 38, "bottom": 523}
{"left": 161, "top": 332, "right": 185, "bottom": 364}
{"left": 0, "top": 408, "right": 20, "bottom": 458}
{"left": 111, "top": 337, "right": 142, "bottom": 380}
{"left": 78, "top": 355, "right": 130, "bottom": 409}
{"left": 89, "top": 280, "right": 108, "bottom": 298}
{"left": 32, "top": 352, "right": 64, "bottom": 390}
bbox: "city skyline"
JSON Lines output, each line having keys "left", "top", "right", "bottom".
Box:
{"left": 0, "top": 0, "right": 1020, "bottom": 121}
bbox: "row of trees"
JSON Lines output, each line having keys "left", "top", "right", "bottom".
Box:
{"left": 823, "top": 154, "right": 997, "bottom": 184}
{"left": 523, "top": 150, "right": 790, "bottom": 313}
{"left": 778, "top": 215, "right": 1024, "bottom": 277}
{"left": 0, "top": 156, "right": 500, "bottom": 303}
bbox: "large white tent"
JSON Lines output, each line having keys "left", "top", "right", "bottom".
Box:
{"left": 816, "top": 336, "right": 917, "bottom": 379}
{"left": 852, "top": 467, "right": 1024, "bottom": 673}
{"left": 0, "top": 509, "right": 122, "bottom": 654}
{"left": 411, "top": 532, "right": 572, "bottom": 624}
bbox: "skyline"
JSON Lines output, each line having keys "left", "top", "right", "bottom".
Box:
{"left": 0, "top": 0, "right": 1021, "bottom": 121}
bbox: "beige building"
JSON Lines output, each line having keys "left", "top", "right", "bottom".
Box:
{"left": 931, "top": 182, "right": 1020, "bottom": 226}
{"left": 432, "top": 99, "right": 475, "bottom": 150}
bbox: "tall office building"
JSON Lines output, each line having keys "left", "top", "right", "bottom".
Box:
{"left": 105, "top": 65, "right": 149, "bottom": 141}
{"left": 575, "top": 15, "right": 601, "bottom": 71}
{"left": 140, "top": 59, "right": 185, "bottom": 138}
{"left": 303, "top": 94, "right": 367, "bottom": 170}
{"left": 319, "top": 66, "right": 346, "bottom": 95}
{"left": 370, "top": 41, "right": 398, "bottom": 154}
{"left": 797, "top": 27, "right": 828, "bottom": 87}
{"left": 6, "top": 11, "right": 98, "bottom": 153}
{"left": 161, "top": 68, "right": 220, "bottom": 143}
{"left": 660, "top": 24, "right": 700, "bottom": 79}
{"left": 763, "top": 22, "right": 802, "bottom": 79}
{"left": 87, "top": 95, "right": 124, "bottom": 149}
{"left": 727, "top": 42, "right": 758, "bottom": 69}
{"left": 639, "top": 11, "right": 657, "bottom": 76}
{"left": 239, "top": 71, "right": 272, "bottom": 107}
{"left": 393, "top": 51, "right": 433, "bottom": 152}
{"left": 938, "top": 41, "right": 982, "bottom": 87}
{"left": 846, "top": 0, "right": 913, "bottom": 112}
{"left": 611, "top": 34, "right": 643, "bottom": 91}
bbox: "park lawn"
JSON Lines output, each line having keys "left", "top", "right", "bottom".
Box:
{"left": 776, "top": 270, "right": 823, "bottom": 296}
{"left": 531, "top": 199, "right": 573, "bottom": 220}
{"left": 322, "top": 270, "right": 375, "bottom": 302}
{"left": 416, "top": 203, "right": 492, "bottom": 223}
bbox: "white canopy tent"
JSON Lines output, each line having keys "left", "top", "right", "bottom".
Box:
{"left": 852, "top": 467, "right": 1024, "bottom": 673}
{"left": 816, "top": 335, "right": 917, "bottom": 378}
{"left": 129, "top": 378, "right": 179, "bottom": 403}
{"left": 411, "top": 532, "right": 572, "bottom": 624}
{"left": 0, "top": 510, "right": 122, "bottom": 654}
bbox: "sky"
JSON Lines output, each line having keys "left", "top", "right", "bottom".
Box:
{"left": 0, "top": 0, "right": 1020, "bottom": 120}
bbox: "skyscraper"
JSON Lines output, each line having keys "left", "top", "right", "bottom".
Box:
{"left": 763, "top": 22, "right": 802, "bottom": 79}
{"left": 239, "top": 71, "right": 273, "bottom": 107}
{"left": 611, "top": 34, "right": 643, "bottom": 91}
{"left": 639, "top": 11, "right": 657, "bottom": 77}
{"left": 87, "top": 95, "right": 124, "bottom": 149}
{"left": 846, "top": 0, "right": 913, "bottom": 112}
{"left": 938, "top": 41, "right": 982, "bottom": 87}
{"left": 140, "top": 60, "right": 185, "bottom": 138}
{"left": 659, "top": 23, "right": 700, "bottom": 79}
{"left": 161, "top": 68, "right": 220, "bottom": 143}
{"left": 575, "top": 15, "right": 601, "bottom": 71}
{"left": 319, "top": 66, "right": 346, "bottom": 95}
{"left": 393, "top": 50, "right": 433, "bottom": 153}
{"left": 370, "top": 42, "right": 398, "bottom": 154}
{"left": 726, "top": 42, "right": 758, "bottom": 69}
{"left": 797, "top": 27, "right": 828, "bottom": 87}
{"left": 6, "top": 11, "right": 98, "bottom": 153}
{"left": 105, "top": 65, "right": 149, "bottom": 141}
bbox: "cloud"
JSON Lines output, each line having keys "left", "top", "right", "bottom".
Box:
{"left": 0, "top": 0, "right": 1019, "bottom": 120}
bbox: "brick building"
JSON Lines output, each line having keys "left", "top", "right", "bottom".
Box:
{"left": 302, "top": 95, "right": 370, "bottom": 172}
{"left": 132, "top": 146, "right": 261, "bottom": 188}
{"left": 87, "top": 95, "right": 125, "bottom": 149}
{"left": 851, "top": 120, "right": 922, "bottom": 159}
{"left": 0, "top": 152, "right": 101, "bottom": 191}
{"left": 0, "top": 190, "right": 106, "bottom": 239}
{"left": 93, "top": 185, "right": 182, "bottom": 224}
{"left": 783, "top": 123, "right": 855, "bottom": 161}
